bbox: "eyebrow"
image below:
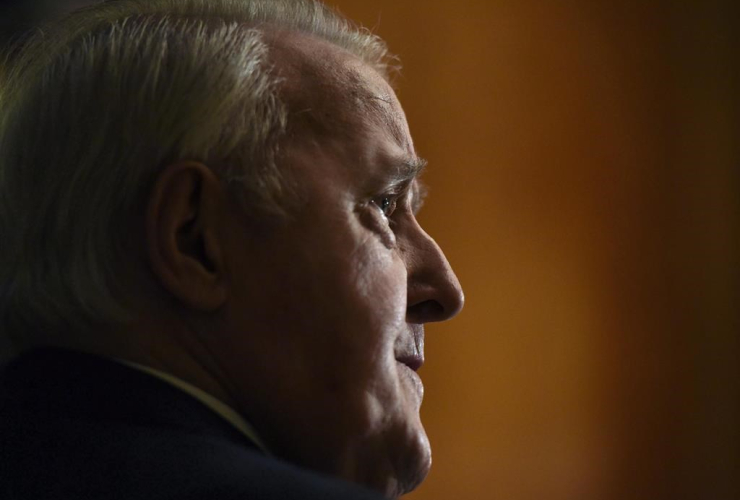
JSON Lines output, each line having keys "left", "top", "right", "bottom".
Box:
{"left": 389, "top": 155, "right": 428, "bottom": 186}
{"left": 389, "top": 156, "right": 428, "bottom": 215}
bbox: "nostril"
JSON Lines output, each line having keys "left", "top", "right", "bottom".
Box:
{"left": 407, "top": 299, "right": 445, "bottom": 323}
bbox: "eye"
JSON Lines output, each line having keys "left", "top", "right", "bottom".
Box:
{"left": 372, "top": 195, "right": 398, "bottom": 218}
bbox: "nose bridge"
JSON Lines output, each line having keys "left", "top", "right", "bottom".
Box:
{"left": 403, "top": 219, "right": 465, "bottom": 321}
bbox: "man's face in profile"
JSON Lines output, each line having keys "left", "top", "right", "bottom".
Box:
{"left": 200, "top": 32, "right": 464, "bottom": 497}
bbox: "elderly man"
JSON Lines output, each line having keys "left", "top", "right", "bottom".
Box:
{"left": 0, "top": 0, "right": 463, "bottom": 498}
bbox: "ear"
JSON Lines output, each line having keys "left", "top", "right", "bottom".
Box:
{"left": 146, "top": 161, "right": 228, "bottom": 312}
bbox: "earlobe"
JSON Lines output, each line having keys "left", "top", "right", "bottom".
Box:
{"left": 146, "top": 161, "right": 228, "bottom": 312}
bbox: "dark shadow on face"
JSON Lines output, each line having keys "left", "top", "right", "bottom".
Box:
{"left": 199, "top": 30, "right": 464, "bottom": 498}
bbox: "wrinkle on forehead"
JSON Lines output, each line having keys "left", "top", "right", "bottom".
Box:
{"left": 363, "top": 94, "right": 410, "bottom": 152}
{"left": 265, "top": 29, "right": 412, "bottom": 152}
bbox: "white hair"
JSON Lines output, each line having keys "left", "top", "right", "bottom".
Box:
{"left": 0, "top": 0, "right": 395, "bottom": 340}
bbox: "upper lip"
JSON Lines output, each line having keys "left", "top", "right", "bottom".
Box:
{"left": 396, "top": 325, "right": 425, "bottom": 372}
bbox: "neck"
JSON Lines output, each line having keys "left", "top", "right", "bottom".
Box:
{"left": 28, "top": 312, "right": 240, "bottom": 412}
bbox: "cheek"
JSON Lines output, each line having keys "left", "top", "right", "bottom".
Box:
{"left": 351, "top": 208, "right": 406, "bottom": 325}
{"left": 303, "top": 230, "right": 408, "bottom": 400}
{"left": 357, "top": 205, "right": 397, "bottom": 250}
{"left": 348, "top": 234, "right": 407, "bottom": 338}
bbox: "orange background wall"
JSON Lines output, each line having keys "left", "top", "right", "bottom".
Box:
{"left": 325, "top": 1, "right": 739, "bottom": 499}
{"left": 0, "top": 2, "right": 736, "bottom": 499}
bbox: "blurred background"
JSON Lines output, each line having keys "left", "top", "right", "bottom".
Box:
{"left": 2, "top": 1, "right": 738, "bottom": 499}
{"left": 323, "top": 1, "right": 738, "bottom": 499}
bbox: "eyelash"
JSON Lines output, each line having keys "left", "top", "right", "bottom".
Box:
{"left": 371, "top": 194, "right": 400, "bottom": 218}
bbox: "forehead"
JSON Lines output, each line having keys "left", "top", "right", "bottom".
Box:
{"left": 265, "top": 29, "right": 413, "bottom": 153}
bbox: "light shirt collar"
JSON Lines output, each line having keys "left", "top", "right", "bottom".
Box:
{"left": 114, "top": 358, "right": 271, "bottom": 455}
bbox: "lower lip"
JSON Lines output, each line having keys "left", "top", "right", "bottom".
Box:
{"left": 398, "top": 362, "right": 424, "bottom": 402}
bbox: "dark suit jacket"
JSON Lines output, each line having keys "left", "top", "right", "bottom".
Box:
{"left": 0, "top": 348, "right": 388, "bottom": 499}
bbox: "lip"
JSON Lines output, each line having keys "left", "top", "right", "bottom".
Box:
{"left": 395, "top": 324, "right": 425, "bottom": 371}
{"left": 396, "top": 353, "right": 424, "bottom": 372}
{"left": 396, "top": 358, "right": 425, "bottom": 403}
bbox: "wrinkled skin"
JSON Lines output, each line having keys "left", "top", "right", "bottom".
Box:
{"left": 194, "top": 32, "right": 465, "bottom": 497}
{"left": 136, "top": 32, "right": 465, "bottom": 498}
{"left": 9, "top": 19, "right": 465, "bottom": 500}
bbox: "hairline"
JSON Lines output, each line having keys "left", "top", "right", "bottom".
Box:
{"left": 0, "top": 0, "right": 399, "bottom": 339}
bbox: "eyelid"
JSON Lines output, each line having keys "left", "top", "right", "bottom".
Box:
{"left": 370, "top": 194, "right": 398, "bottom": 218}
{"left": 372, "top": 182, "right": 413, "bottom": 216}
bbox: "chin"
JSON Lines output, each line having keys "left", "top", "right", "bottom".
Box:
{"left": 383, "top": 420, "right": 432, "bottom": 498}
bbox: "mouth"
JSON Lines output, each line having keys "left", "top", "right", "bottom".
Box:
{"left": 396, "top": 351, "right": 425, "bottom": 404}
{"left": 396, "top": 353, "right": 424, "bottom": 372}
{"left": 395, "top": 324, "right": 425, "bottom": 371}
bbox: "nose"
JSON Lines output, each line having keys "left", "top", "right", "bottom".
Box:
{"left": 404, "top": 223, "right": 465, "bottom": 324}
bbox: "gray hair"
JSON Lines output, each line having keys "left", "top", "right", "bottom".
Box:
{"left": 0, "top": 0, "right": 395, "bottom": 340}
